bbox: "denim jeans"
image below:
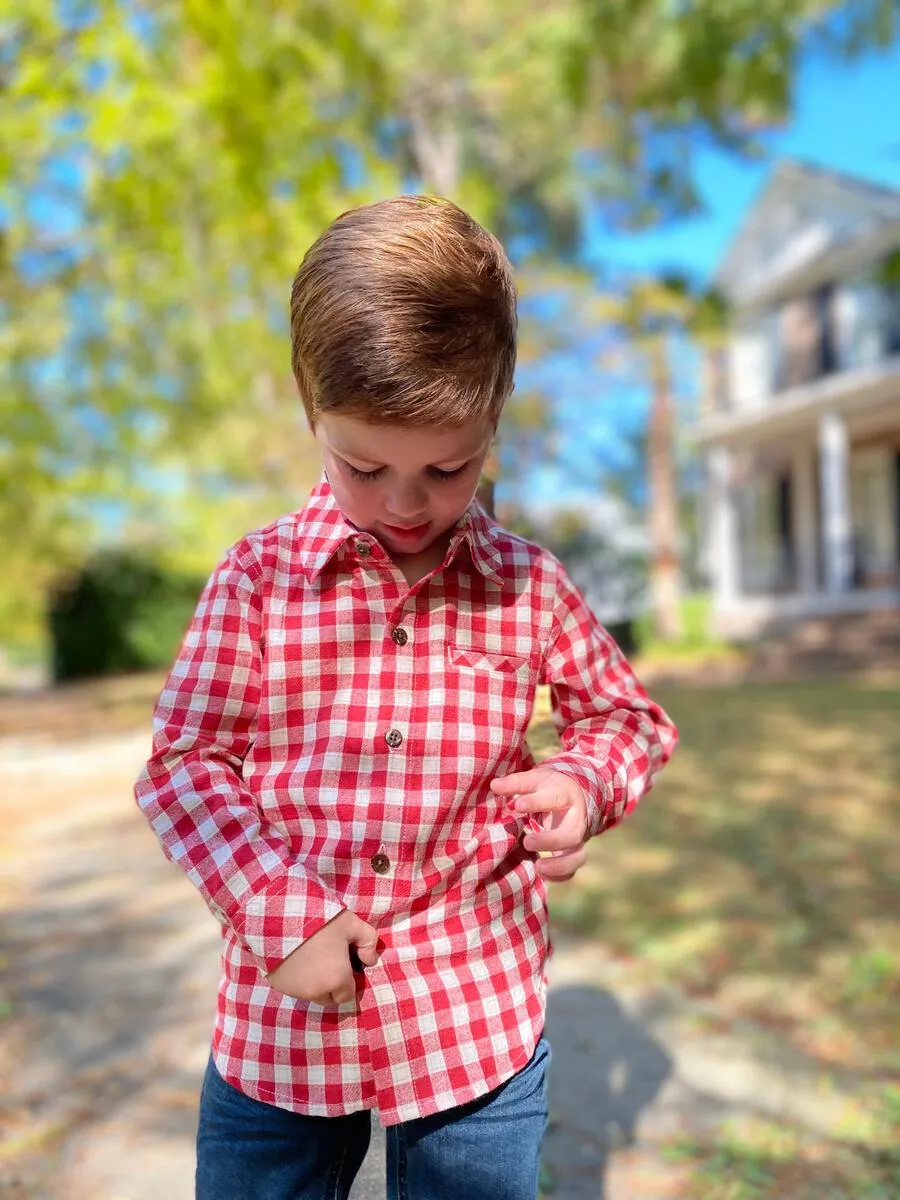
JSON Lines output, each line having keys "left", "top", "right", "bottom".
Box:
{"left": 196, "top": 1038, "right": 550, "bottom": 1200}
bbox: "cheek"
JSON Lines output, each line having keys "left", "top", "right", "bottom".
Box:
{"left": 328, "top": 476, "right": 376, "bottom": 525}
{"left": 434, "top": 479, "right": 480, "bottom": 521}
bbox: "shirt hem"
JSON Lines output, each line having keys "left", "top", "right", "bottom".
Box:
{"left": 209, "top": 1007, "right": 547, "bottom": 1127}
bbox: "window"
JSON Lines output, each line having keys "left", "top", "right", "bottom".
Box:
{"left": 737, "top": 474, "right": 793, "bottom": 593}
{"left": 850, "top": 447, "right": 898, "bottom": 583}
{"left": 830, "top": 274, "right": 888, "bottom": 370}
{"left": 771, "top": 286, "right": 834, "bottom": 391}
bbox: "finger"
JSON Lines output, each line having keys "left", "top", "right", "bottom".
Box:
{"left": 524, "top": 826, "right": 582, "bottom": 854}
{"left": 354, "top": 942, "right": 379, "bottom": 968}
{"left": 329, "top": 978, "right": 356, "bottom": 1004}
{"left": 347, "top": 916, "right": 380, "bottom": 967}
{"left": 489, "top": 771, "right": 545, "bottom": 796}
{"left": 536, "top": 846, "right": 587, "bottom": 882}
{"left": 506, "top": 790, "right": 571, "bottom": 814}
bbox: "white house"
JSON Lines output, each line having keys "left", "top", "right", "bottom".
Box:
{"left": 695, "top": 159, "right": 900, "bottom": 638}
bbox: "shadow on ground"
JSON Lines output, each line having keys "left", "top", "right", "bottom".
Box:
{"left": 348, "top": 985, "right": 673, "bottom": 1200}
{"left": 540, "top": 986, "right": 672, "bottom": 1200}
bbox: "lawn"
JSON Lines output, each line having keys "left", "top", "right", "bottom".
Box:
{"left": 530, "top": 679, "right": 900, "bottom": 1198}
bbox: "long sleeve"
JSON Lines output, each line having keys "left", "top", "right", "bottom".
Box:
{"left": 134, "top": 545, "right": 345, "bottom": 975}
{"left": 539, "top": 563, "right": 677, "bottom": 836}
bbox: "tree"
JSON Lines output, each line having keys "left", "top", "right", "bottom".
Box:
{"left": 587, "top": 276, "right": 729, "bottom": 641}
{"left": 1, "top": 0, "right": 896, "bottom": 642}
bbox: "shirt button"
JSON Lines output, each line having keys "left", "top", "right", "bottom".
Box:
{"left": 391, "top": 627, "right": 409, "bottom": 646}
{"left": 371, "top": 852, "right": 391, "bottom": 875}
{"left": 384, "top": 728, "right": 403, "bottom": 749}
{"left": 356, "top": 541, "right": 371, "bottom": 557}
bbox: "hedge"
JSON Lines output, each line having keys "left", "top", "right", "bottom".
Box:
{"left": 48, "top": 550, "right": 205, "bottom": 682}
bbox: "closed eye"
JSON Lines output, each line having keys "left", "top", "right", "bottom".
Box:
{"left": 346, "top": 464, "right": 386, "bottom": 482}
{"left": 345, "top": 462, "right": 471, "bottom": 483}
{"left": 427, "top": 463, "right": 470, "bottom": 481}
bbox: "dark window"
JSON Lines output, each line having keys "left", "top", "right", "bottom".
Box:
{"left": 773, "top": 288, "right": 832, "bottom": 391}
{"left": 777, "top": 473, "right": 795, "bottom": 589}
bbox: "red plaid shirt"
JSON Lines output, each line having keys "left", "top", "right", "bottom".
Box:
{"left": 135, "top": 481, "right": 676, "bottom": 1125}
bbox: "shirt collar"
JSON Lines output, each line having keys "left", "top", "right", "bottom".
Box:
{"left": 295, "top": 479, "right": 506, "bottom": 588}
{"left": 446, "top": 502, "right": 506, "bottom": 587}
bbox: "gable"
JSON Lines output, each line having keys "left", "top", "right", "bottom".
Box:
{"left": 716, "top": 161, "right": 900, "bottom": 305}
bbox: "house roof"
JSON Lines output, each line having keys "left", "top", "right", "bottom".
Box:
{"left": 776, "top": 158, "right": 900, "bottom": 210}
{"left": 715, "top": 158, "right": 900, "bottom": 303}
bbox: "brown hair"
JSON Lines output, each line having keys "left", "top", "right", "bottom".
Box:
{"left": 290, "top": 196, "right": 517, "bottom": 428}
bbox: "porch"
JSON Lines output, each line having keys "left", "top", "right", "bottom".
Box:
{"left": 705, "top": 398, "right": 900, "bottom": 639}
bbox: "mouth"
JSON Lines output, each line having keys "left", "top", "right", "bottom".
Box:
{"left": 381, "top": 521, "right": 432, "bottom": 545}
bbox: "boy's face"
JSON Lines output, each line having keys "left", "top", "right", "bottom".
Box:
{"left": 314, "top": 414, "right": 494, "bottom": 559}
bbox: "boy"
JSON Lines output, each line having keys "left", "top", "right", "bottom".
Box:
{"left": 135, "top": 195, "right": 677, "bottom": 1200}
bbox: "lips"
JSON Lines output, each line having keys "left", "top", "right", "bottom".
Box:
{"left": 381, "top": 521, "right": 431, "bottom": 544}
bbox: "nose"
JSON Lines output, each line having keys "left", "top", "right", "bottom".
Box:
{"left": 385, "top": 479, "right": 428, "bottom": 521}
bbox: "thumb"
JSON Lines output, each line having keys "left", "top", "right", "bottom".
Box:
{"left": 346, "top": 915, "right": 380, "bottom": 967}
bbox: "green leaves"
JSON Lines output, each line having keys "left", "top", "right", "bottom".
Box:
{"left": 1, "top": 0, "right": 896, "bottom": 656}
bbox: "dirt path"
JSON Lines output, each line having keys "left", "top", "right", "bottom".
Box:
{"left": 0, "top": 731, "right": 860, "bottom": 1199}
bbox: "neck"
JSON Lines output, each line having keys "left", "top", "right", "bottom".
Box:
{"left": 392, "top": 529, "right": 455, "bottom": 586}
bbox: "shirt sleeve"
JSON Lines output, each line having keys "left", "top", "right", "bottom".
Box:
{"left": 539, "top": 561, "right": 678, "bottom": 836}
{"left": 133, "top": 545, "right": 346, "bottom": 975}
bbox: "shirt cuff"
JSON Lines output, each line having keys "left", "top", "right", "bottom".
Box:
{"left": 230, "top": 866, "right": 347, "bottom": 976}
{"left": 541, "top": 752, "right": 616, "bottom": 837}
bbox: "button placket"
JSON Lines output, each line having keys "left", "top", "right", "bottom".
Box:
{"left": 376, "top": 600, "right": 413, "bottom": 897}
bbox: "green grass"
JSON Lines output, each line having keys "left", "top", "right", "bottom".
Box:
{"left": 530, "top": 680, "right": 900, "bottom": 1066}
{"left": 662, "top": 1086, "right": 900, "bottom": 1199}
{"left": 530, "top": 678, "right": 900, "bottom": 1197}
{"left": 634, "top": 592, "right": 738, "bottom": 664}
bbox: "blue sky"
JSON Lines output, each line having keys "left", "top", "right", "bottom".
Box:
{"left": 512, "top": 40, "right": 900, "bottom": 506}
{"left": 596, "top": 39, "right": 900, "bottom": 282}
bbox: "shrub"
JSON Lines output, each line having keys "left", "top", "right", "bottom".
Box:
{"left": 48, "top": 550, "right": 204, "bottom": 682}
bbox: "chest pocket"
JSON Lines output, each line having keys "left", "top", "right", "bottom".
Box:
{"left": 446, "top": 645, "right": 536, "bottom": 673}
{"left": 445, "top": 640, "right": 541, "bottom": 769}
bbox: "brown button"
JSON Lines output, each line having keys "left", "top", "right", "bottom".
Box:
{"left": 371, "top": 853, "right": 391, "bottom": 875}
{"left": 384, "top": 728, "right": 403, "bottom": 749}
{"left": 391, "top": 627, "right": 409, "bottom": 646}
{"left": 356, "top": 541, "right": 371, "bottom": 557}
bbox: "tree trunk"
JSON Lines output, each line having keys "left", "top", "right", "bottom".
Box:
{"left": 407, "top": 90, "right": 499, "bottom": 522}
{"left": 647, "top": 338, "right": 682, "bottom": 642}
{"left": 407, "top": 84, "right": 462, "bottom": 199}
{"left": 476, "top": 441, "right": 498, "bottom": 517}
{"left": 700, "top": 344, "right": 727, "bottom": 416}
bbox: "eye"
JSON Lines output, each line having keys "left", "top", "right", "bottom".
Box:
{"left": 346, "top": 464, "right": 386, "bottom": 482}
{"left": 427, "top": 464, "right": 470, "bottom": 482}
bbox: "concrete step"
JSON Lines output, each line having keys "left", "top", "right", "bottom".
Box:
{"left": 750, "top": 609, "right": 900, "bottom": 678}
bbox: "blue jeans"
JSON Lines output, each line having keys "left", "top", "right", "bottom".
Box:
{"left": 196, "top": 1038, "right": 550, "bottom": 1200}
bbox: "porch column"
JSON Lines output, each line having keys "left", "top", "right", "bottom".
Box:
{"left": 793, "top": 444, "right": 818, "bottom": 593}
{"left": 708, "top": 445, "right": 739, "bottom": 605}
{"left": 818, "top": 411, "right": 853, "bottom": 593}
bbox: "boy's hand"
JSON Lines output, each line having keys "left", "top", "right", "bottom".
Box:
{"left": 491, "top": 767, "right": 589, "bottom": 882}
{"left": 267, "top": 909, "right": 379, "bottom": 1005}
